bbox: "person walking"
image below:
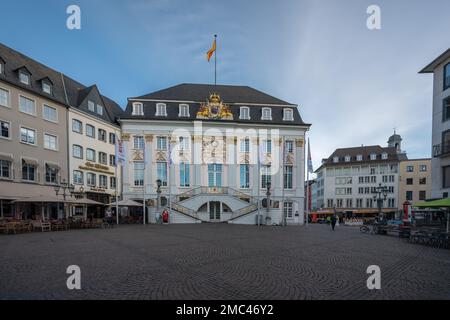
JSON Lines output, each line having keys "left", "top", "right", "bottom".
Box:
{"left": 331, "top": 215, "right": 337, "bottom": 231}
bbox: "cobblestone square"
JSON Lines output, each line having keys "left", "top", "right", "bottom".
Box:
{"left": 1, "top": 224, "right": 449, "bottom": 300}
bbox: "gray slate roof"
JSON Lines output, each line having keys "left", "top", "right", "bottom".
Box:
{"left": 125, "top": 84, "right": 309, "bottom": 126}
{"left": 0, "top": 42, "right": 124, "bottom": 125}
{"left": 316, "top": 145, "right": 408, "bottom": 172}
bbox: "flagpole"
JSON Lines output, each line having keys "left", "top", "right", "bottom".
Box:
{"left": 214, "top": 34, "right": 217, "bottom": 86}
{"left": 257, "top": 138, "right": 261, "bottom": 226}
{"left": 306, "top": 138, "right": 310, "bottom": 227}
{"left": 115, "top": 136, "right": 120, "bottom": 225}
{"left": 143, "top": 131, "right": 146, "bottom": 225}
{"left": 282, "top": 137, "right": 286, "bottom": 227}
{"left": 168, "top": 137, "right": 172, "bottom": 220}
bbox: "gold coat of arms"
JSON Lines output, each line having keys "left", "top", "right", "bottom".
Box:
{"left": 196, "top": 93, "right": 233, "bottom": 120}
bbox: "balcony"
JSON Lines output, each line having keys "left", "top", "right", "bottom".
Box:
{"left": 433, "top": 143, "right": 450, "bottom": 157}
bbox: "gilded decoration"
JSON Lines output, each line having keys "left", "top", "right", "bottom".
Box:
{"left": 156, "top": 151, "right": 167, "bottom": 162}
{"left": 196, "top": 93, "right": 233, "bottom": 120}
{"left": 132, "top": 150, "right": 144, "bottom": 161}
{"left": 121, "top": 133, "right": 130, "bottom": 141}
{"left": 296, "top": 138, "right": 304, "bottom": 147}
{"left": 145, "top": 135, "right": 153, "bottom": 142}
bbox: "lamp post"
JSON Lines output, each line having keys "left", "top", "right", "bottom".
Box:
{"left": 266, "top": 180, "right": 271, "bottom": 226}
{"left": 372, "top": 183, "right": 388, "bottom": 221}
{"left": 156, "top": 179, "right": 162, "bottom": 222}
{"left": 54, "top": 179, "right": 75, "bottom": 219}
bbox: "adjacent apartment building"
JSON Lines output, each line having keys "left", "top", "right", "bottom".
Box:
{"left": 120, "top": 84, "right": 310, "bottom": 225}
{"left": 315, "top": 133, "right": 407, "bottom": 218}
{"left": 398, "top": 159, "right": 431, "bottom": 208}
{"left": 420, "top": 48, "right": 450, "bottom": 199}
{"left": 0, "top": 43, "right": 124, "bottom": 219}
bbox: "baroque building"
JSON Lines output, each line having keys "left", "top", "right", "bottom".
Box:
{"left": 120, "top": 84, "right": 310, "bottom": 224}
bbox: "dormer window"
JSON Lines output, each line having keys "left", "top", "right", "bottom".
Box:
{"left": 156, "top": 103, "right": 167, "bottom": 116}
{"left": 132, "top": 102, "right": 144, "bottom": 116}
{"left": 179, "top": 104, "right": 190, "bottom": 117}
{"left": 333, "top": 156, "right": 339, "bottom": 163}
{"left": 370, "top": 153, "right": 377, "bottom": 161}
{"left": 19, "top": 71, "right": 30, "bottom": 85}
{"left": 262, "top": 107, "right": 272, "bottom": 120}
{"left": 42, "top": 82, "right": 52, "bottom": 94}
{"left": 381, "top": 152, "right": 388, "bottom": 160}
{"left": 240, "top": 107, "right": 250, "bottom": 120}
{"left": 0, "top": 59, "right": 4, "bottom": 75}
{"left": 88, "top": 100, "right": 95, "bottom": 112}
{"left": 283, "top": 108, "right": 294, "bottom": 121}
{"left": 345, "top": 155, "right": 351, "bottom": 162}
{"left": 356, "top": 154, "right": 363, "bottom": 161}
{"left": 96, "top": 104, "right": 103, "bottom": 116}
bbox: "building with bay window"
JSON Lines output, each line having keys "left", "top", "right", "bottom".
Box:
{"left": 120, "top": 83, "right": 310, "bottom": 224}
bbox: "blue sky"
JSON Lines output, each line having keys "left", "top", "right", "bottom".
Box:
{"left": 0, "top": 0, "right": 448, "bottom": 171}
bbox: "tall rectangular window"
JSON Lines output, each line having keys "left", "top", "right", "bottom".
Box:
{"left": 283, "top": 202, "right": 293, "bottom": 219}
{"left": 443, "top": 166, "right": 450, "bottom": 188}
{"left": 99, "top": 175, "right": 107, "bottom": 188}
{"left": 0, "top": 160, "right": 11, "bottom": 178}
{"left": 157, "top": 162, "right": 168, "bottom": 186}
{"left": 208, "top": 164, "right": 222, "bottom": 187}
{"left": 110, "top": 177, "right": 117, "bottom": 189}
{"left": 88, "top": 100, "right": 95, "bottom": 112}
{"left": 45, "top": 165, "right": 58, "bottom": 184}
{"left": 263, "top": 140, "right": 272, "bottom": 153}
{"left": 86, "top": 124, "right": 95, "bottom": 138}
{"left": 73, "top": 145, "right": 83, "bottom": 159}
{"left": 22, "top": 163, "right": 36, "bottom": 181}
{"left": 240, "top": 138, "right": 250, "bottom": 153}
{"left": 179, "top": 136, "right": 190, "bottom": 150}
{"left": 261, "top": 165, "right": 272, "bottom": 189}
{"left": 73, "top": 170, "right": 83, "bottom": 184}
{"left": 180, "top": 162, "right": 190, "bottom": 187}
{"left": 133, "top": 162, "right": 144, "bottom": 186}
{"left": 157, "top": 136, "right": 167, "bottom": 150}
{"left": 99, "top": 152, "right": 107, "bottom": 165}
{"left": 443, "top": 97, "right": 450, "bottom": 122}
{"left": 284, "top": 166, "right": 293, "bottom": 189}
{"left": 0, "top": 120, "right": 10, "bottom": 138}
{"left": 0, "top": 88, "right": 10, "bottom": 107}
{"left": 156, "top": 103, "right": 167, "bottom": 116}
{"left": 19, "top": 96, "right": 35, "bottom": 115}
{"left": 87, "top": 173, "right": 96, "bottom": 186}
{"left": 240, "top": 164, "right": 250, "bottom": 189}
{"left": 44, "top": 134, "right": 57, "bottom": 150}
{"left": 406, "top": 191, "right": 413, "bottom": 201}
{"left": 133, "top": 136, "right": 144, "bottom": 149}
{"left": 43, "top": 105, "right": 58, "bottom": 122}
{"left": 98, "top": 129, "right": 106, "bottom": 142}
{"left": 86, "top": 149, "right": 96, "bottom": 162}
{"left": 285, "top": 140, "right": 294, "bottom": 153}
{"left": 444, "top": 63, "right": 450, "bottom": 91}
{"left": 72, "top": 119, "right": 82, "bottom": 134}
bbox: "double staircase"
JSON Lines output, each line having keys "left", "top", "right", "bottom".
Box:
{"left": 170, "top": 187, "right": 259, "bottom": 223}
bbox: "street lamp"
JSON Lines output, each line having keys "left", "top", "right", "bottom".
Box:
{"left": 54, "top": 179, "right": 75, "bottom": 220}
{"left": 372, "top": 183, "right": 388, "bottom": 221}
{"left": 54, "top": 179, "right": 75, "bottom": 201}
{"left": 266, "top": 180, "right": 271, "bottom": 226}
{"left": 156, "top": 179, "right": 162, "bottom": 220}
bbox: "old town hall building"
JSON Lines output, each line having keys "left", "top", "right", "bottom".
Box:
{"left": 120, "top": 84, "right": 310, "bottom": 224}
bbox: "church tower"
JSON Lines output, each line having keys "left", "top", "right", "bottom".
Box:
{"left": 388, "top": 131, "right": 402, "bottom": 153}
